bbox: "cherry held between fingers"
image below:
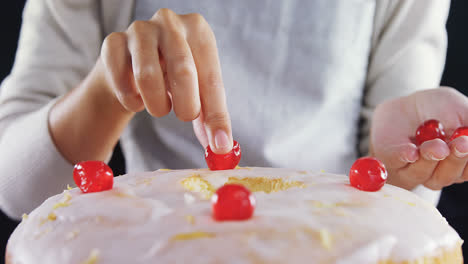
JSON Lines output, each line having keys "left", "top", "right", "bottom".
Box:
{"left": 449, "top": 127, "right": 468, "bottom": 142}
{"left": 415, "top": 119, "right": 446, "bottom": 146}
{"left": 211, "top": 184, "right": 255, "bottom": 221}
{"left": 73, "top": 161, "right": 114, "bottom": 193}
{"left": 205, "top": 140, "right": 241, "bottom": 170}
{"left": 349, "top": 157, "right": 387, "bottom": 192}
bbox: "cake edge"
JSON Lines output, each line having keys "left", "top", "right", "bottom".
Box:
{"left": 5, "top": 242, "right": 463, "bottom": 264}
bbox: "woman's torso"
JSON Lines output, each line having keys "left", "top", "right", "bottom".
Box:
{"left": 121, "top": 0, "right": 376, "bottom": 173}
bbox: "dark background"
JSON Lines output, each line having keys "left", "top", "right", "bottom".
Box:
{"left": 1, "top": 0, "right": 468, "bottom": 263}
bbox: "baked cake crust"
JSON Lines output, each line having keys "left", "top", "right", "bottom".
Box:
{"left": 5, "top": 167, "right": 464, "bottom": 263}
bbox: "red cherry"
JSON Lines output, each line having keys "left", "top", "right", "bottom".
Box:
{"left": 205, "top": 140, "right": 241, "bottom": 170}
{"left": 415, "top": 119, "right": 446, "bottom": 146}
{"left": 449, "top": 127, "right": 468, "bottom": 141}
{"left": 349, "top": 157, "right": 387, "bottom": 192}
{"left": 211, "top": 184, "right": 255, "bottom": 221}
{"left": 73, "top": 161, "right": 114, "bottom": 193}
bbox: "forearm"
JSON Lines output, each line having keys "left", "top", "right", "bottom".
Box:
{"left": 49, "top": 59, "right": 134, "bottom": 164}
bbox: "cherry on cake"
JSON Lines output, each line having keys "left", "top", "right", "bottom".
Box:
{"left": 6, "top": 167, "right": 463, "bottom": 263}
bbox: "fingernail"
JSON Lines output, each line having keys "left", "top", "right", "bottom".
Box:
{"left": 424, "top": 153, "right": 445, "bottom": 161}
{"left": 214, "top": 130, "right": 230, "bottom": 152}
{"left": 454, "top": 147, "right": 468, "bottom": 158}
{"left": 400, "top": 156, "right": 417, "bottom": 163}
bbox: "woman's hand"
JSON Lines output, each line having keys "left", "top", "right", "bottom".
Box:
{"left": 50, "top": 9, "right": 232, "bottom": 164}
{"left": 371, "top": 87, "right": 468, "bottom": 190}
{"left": 100, "top": 8, "right": 232, "bottom": 154}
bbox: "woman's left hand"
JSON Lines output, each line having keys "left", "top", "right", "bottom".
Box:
{"left": 371, "top": 87, "right": 468, "bottom": 190}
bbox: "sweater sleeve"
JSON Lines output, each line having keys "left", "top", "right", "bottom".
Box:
{"left": 0, "top": 0, "right": 103, "bottom": 219}
{"left": 360, "top": 0, "right": 450, "bottom": 204}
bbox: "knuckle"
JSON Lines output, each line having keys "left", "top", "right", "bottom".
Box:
{"left": 186, "top": 13, "right": 208, "bottom": 30}
{"left": 164, "top": 26, "right": 186, "bottom": 41}
{"left": 176, "top": 108, "right": 200, "bottom": 122}
{"left": 203, "top": 72, "right": 223, "bottom": 89}
{"left": 156, "top": 8, "right": 174, "bottom": 18}
{"left": 204, "top": 112, "right": 230, "bottom": 128}
{"left": 134, "top": 64, "right": 157, "bottom": 83}
{"left": 127, "top": 20, "right": 152, "bottom": 36}
{"left": 102, "top": 32, "right": 126, "bottom": 56}
{"left": 172, "top": 58, "right": 196, "bottom": 78}
{"left": 173, "top": 98, "right": 201, "bottom": 122}
{"left": 154, "top": 8, "right": 179, "bottom": 26}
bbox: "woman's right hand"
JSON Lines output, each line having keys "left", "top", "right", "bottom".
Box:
{"left": 99, "top": 8, "right": 233, "bottom": 154}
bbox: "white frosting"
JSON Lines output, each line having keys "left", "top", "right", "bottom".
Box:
{"left": 7, "top": 168, "right": 462, "bottom": 263}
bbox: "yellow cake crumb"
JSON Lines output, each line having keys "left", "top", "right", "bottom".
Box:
{"left": 170, "top": 231, "right": 215, "bottom": 241}
{"left": 48, "top": 212, "right": 57, "bottom": 221}
{"left": 394, "top": 196, "right": 416, "bottom": 207}
{"left": 81, "top": 249, "right": 100, "bottom": 264}
{"left": 235, "top": 166, "right": 251, "bottom": 170}
{"left": 40, "top": 212, "right": 57, "bottom": 226}
{"left": 184, "top": 215, "right": 195, "bottom": 225}
{"left": 113, "top": 190, "right": 135, "bottom": 198}
{"left": 333, "top": 208, "right": 348, "bottom": 216}
{"left": 180, "top": 174, "right": 216, "bottom": 199}
{"left": 67, "top": 184, "right": 73, "bottom": 190}
{"left": 159, "top": 168, "right": 172, "bottom": 171}
{"left": 181, "top": 174, "right": 305, "bottom": 197}
{"left": 319, "top": 229, "right": 333, "bottom": 250}
{"left": 309, "top": 200, "right": 334, "bottom": 208}
{"left": 95, "top": 216, "right": 103, "bottom": 223}
{"left": 226, "top": 177, "right": 305, "bottom": 193}
{"left": 53, "top": 191, "right": 72, "bottom": 209}
{"left": 22, "top": 213, "right": 28, "bottom": 221}
{"left": 309, "top": 200, "right": 365, "bottom": 209}
{"left": 320, "top": 169, "right": 326, "bottom": 173}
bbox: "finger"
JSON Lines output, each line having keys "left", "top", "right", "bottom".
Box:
{"left": 459, "top": 163, "right": 468, "bottom": 183}
{"left": 127, "top": 21, "right": 171, "bottom": 117}
{"left": 425, "top": 136, "right": 468, "bottom": 188}
{"left": 101, "top": 32, "right": 144, "bottom": 112}
{"left": 192, "top": 111, "right": 209, "bottom": 148}
{"left": 183, "top": 13, "right": 233, "bottom": 154}
{"left": 398, "top": 139, "right": 450, "bottom": 190}
{"left": 374, "top": 143, "right": 419, "bottom": 170}
{"left": 154, "top": 9, "right": 201, "bottom": 122}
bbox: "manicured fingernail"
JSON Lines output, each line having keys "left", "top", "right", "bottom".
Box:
{"left": 400, "top": 156, "right": 417, "bottom": 163}
{"left": 214, "top": 130, "right": 230, "bottom": 151}
{"left": 454, "top": 147, "right": 468, "bottom": 158}
{"left": 424, "top": 153, "right": 445, "bottom": 161}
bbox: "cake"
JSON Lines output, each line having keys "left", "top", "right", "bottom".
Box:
{"left": 6, "top": 167, "right": 464, "bottom": 263}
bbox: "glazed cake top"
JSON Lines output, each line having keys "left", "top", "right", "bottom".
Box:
{"left": 7, "top": 167, "right": 462, "bottom": 263}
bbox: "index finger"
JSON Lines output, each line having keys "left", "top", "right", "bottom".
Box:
{"left": 183, "top": 13, "right": 233, "bottom": 154}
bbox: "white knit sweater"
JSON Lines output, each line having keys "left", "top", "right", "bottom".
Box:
{"left": 0, "top": 0, "right": 449, "bottom": 219}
